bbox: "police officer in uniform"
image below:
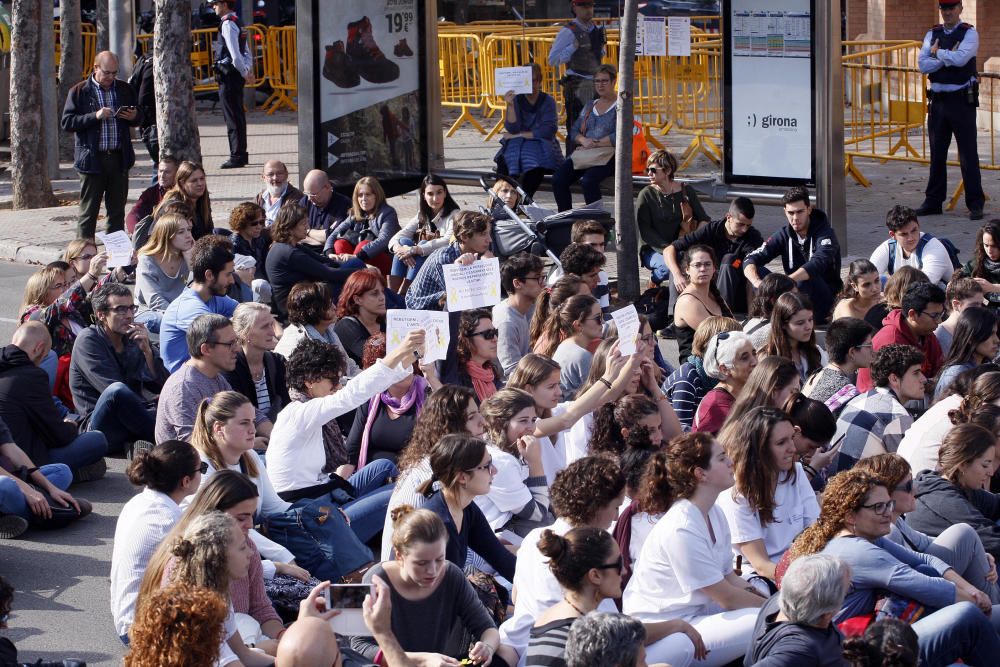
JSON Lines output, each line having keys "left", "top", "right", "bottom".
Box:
{"left": 209, "top": 0, "right": 254, "bottom": 169}
{"left": 548, "top": 0, "right": 606, "bottom": 153}
{"left": 916, "top": 0, "right": 984, "bottom": 220}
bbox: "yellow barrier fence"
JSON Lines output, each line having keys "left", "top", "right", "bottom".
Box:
{"left": 262, "top": 25, "right": 296, "bottom": 113}
{"left": 438, "top": 32, "right": 487, "bottom": 136}
{"left": 54, "top": 21, "right": 98, "bottom": 80}
{"left": 134, "top": 25, "right": 267, "bottom": 93}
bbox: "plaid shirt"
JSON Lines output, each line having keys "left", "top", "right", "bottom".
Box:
{"left": 91, "top": 77, "right": 119, "bottom": 151}
{"left": 404, "top": 242, "right": 463, "bottom": 310}
{"left": 832, "top": 387, "right": 913, "bottom": 474}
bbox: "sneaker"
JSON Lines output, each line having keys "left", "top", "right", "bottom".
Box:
{"left": 0, "top": 515, "right": 28, "bottom": 540}
{"left": 394, "top": 38, "right": 414, "bottom": 57}
{"left": 323, "top": 41, "right": 360, "bottom": 88}
{"left": 73, "top": 458, "right": 107, "bottom": 484}
{"left": 346, "top": 17, "right": 399, "bottom": 83}
{"left": 127, "top": 439, "right": 155, "bottom": 462}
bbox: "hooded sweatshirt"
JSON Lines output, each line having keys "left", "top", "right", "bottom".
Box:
{"left": 855, "top": 308, "right": 943, "bottom": 392}
{"left": 906, "top": 468, "right": 1000, "bottom": 558}
{"left": 744, "top": 593, "right": 847, "bottom": 667}
{"left": 743, "top": 208, "right": 843, "bottom": 289}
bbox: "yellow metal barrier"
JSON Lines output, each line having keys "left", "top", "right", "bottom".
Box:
{"left": 54, "top": 21, "right": 98, "bottom": 80}
{"left": 262, "top": 25, "right": 295, "bottom": 113}
{"left": 438, "top": 32, "right": 487, "bottom": 136}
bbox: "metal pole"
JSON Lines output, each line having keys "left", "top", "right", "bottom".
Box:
{"left": 614, "top": 0, "right": 640, "bottom": 302}
{"left": 109, "top": 0, "right": 136, "bottom": 78}
{"left": 814, "top": 0, "right": 846, "bottom": 253}
{"left": 39, "top": 11, "right": 59, "bottom": 180}
{"left": 241, "top": 0, "right": 255, "bottom": 111}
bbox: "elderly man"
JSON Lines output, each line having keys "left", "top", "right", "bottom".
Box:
{"left": 255, "top": 160, "right": 304, "bottom": 225}
{"left": 60, "top": 51, "right": 142, "bottom": 238}
{"left": 299, "top": 169, "right": 351, "bottom": 247}
{"left": 744, "top": 554, "right": 851, "bottom": 666}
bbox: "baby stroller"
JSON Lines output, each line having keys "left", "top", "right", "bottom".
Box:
{"left": 479, "top": 174, "right": 614, "bottom": 266}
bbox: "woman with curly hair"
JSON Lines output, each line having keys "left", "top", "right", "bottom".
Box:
{"left": 764, "top": 291, "right": 826, "bottom": 381}
{"left": 623, "top": 432, "right": 764, "bottom": 667}
{"left": 441, "top": 307, "right": 504, "bottom": 403}
{"left": 589, "top": 394, "right": 664, "bottom": 458}
{"left": 718, "top": 407, "right": 819, "bottom": 587}
{"left": 842, "top": 618, "right": 919, "bottom": 667}
{"left": 333, "top": 269, "right": 388, "bottom": 368}
{"left": 613, "top": 451, "right": 674, "bottom": 588}
{"left": 125, "top": 585, "right": 229, "bottom": 667}
{"left": 784, "top": 469, "right": 998, "bottom": 666}
{"left": 529, "top": 273, "right": 588, "bottom": 352}
{"left": 957, "top": 220, "right": 1000, "bottom": 310}
{"left": 274, "top": 281, "right": 360, "bottom": 376}
{"left": 498, "top": 456, "right": 628, "bottom": 664}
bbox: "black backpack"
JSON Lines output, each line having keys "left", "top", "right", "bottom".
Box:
{"left": 128, "top": 52, "right": 152, "bottom": 92}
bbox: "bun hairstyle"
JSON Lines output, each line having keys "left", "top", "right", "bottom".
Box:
{"left": 537, "top": 526, "right": 616, "bottom": 593}
{"left": 390, "top": 505, "right": 447, "bottom": 556}
{"left": 126, "top": 440, "right": 201, "bottom": 494}
{"left": 166, "top": 511, "right": 237, "bottom": 596}
{"left": 417, "top": 434, "right": 488, "bottom": 497}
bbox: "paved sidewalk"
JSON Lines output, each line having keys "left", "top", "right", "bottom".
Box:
{"left": 0, "top": 103, "right": 990, "bottom": 274}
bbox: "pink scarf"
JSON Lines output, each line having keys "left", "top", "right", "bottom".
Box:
{"left": 466, "top": 361, "right": 498, "bottom": 403}
{"left": 357, "top": 375, "right": 428, "bottom": 469}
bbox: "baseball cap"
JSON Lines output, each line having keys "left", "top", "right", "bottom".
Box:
{"left": 939, "top": 1, "right": 960, "bottom": 7}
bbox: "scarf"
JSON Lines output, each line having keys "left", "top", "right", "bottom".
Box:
{"left": 984, "top": 256, "right": 1000, "bottom": 276}
{"left": 688, "top": 355, "right": 720, "bottom": 392}
{"left": 466, "top": 361, "right": 498, "bottom": 402}
{"left": 289, "top": 386, "right": 347, "bottom": 473}
{"left": 357, "top": 375, "right": 428, "bottom": 469}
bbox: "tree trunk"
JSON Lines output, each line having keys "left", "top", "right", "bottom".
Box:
{"left": 153, "top": 0, "right": 202, "bottom": 163}
{"left": 57, "top": 0, "right": 82, "bottom": 162}
{"left": 614, "top": 0, "right": 640, "bottom": 302}
{"left": 95, "top": 0, "right": 109, "bottom": 51}
{"left": 10, "top": 0, "right": 58, "bottom": 209}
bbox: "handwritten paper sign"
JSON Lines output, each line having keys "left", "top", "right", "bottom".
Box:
{"left": 94, "top": 230, "right": 133, "bottom": 268}
{"left": 494, "top": 66, "right": 533, "bottom": 96}
{"left": 668, "top": 17, "right": 692, "bottom": 57}
{"left": 640, "top": 17, "right": 666, "bottom": 56}
{"left": 444, "top": 257, "right": 502, "bottom": 311}
{"left": 610, "top": 304, "right": 641, "bottom": 356}
{"left": 386, "top": 310, "right": 450, "bottom": 363}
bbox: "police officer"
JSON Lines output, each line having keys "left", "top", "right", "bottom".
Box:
{"left": 916, "top": 0, "right": 984, "bottom": 221}
{"left": 209, "top": 0, "right": 254, "bottom": 169}
{"left": 548, "top": 0, "right": 606, "bottom": 153}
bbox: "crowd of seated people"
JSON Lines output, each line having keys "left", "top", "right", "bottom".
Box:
{"left": 14, "top": 152, "right": 1000, "bottom": 667}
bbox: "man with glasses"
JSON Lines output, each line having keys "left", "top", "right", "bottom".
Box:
{"left": 666, "top": 197, "right": 763, "bottom": 316}
{"left": 548, "top": 0, "right": 606, "bottom": 151}
{"left": 155, "top": 314, "right": 272, "bottom": 444}
{"left": 494, "top": 253, "right": 545, "bottom": 374}
{"left": 299, "top": 169, "right": 352, "bottom": 248}
{"left": 69, "top": 284, "right": 168, "bottom": 460}
{"left": 834, "top": 344, "right": 926, "bottom": 473}
{"left": 856, "top": 282, "right": 945, "bottom": 394}
{"left": 60, "top": 51, "right": 142, "bottom": 239}
{"left": 255, "top": 160, "right": 303, "bottom": 226}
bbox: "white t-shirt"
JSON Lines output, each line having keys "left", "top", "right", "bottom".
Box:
{"left": 540, "top": 403, "right": 571, "bottom": 484}
{"left": 217, "top": 605, "right": 240, "bottom": 666}
{"left": 564, "top": 412, "right": 594, "bottom": 466}
{"left": 623, "top": 498, "right": 732, "bottom": 622}
{"left": 476, "top": 445, "right": 532, "bottom": 531}
{"left": 629, "top": 511, "right": 664, "bottom": 565}
{"left": 897, "top": 393, "right": 962, "bottom": 473}
{"left": 870, "top": 232, "right": 952, "bottom": 286}
{"left": 716, "top": 463, "right": 819, "bottom": 573}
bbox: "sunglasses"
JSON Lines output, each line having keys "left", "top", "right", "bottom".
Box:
{"left": 469, "top": 328, "right": 500, "bottom": 341}
{"left": 193, "top": 461, "right": 209, "bottom": 475}
{"left": 596, "top": 555, "right": 624, "bottom": 573}
{"left": 895, "top": 479, "right": 913, "bottom": 494}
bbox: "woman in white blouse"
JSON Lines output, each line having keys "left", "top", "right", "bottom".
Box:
{"left": 623, "top": 432, "right": 766, "bottom": 667}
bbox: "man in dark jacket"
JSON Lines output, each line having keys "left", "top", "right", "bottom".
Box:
{"left": 300, "top": 169, "right": 351, "bottom": 248}
{"left": 69, "top": 284, "right": 168, "bottom": 456}
{"left": 745, "top": 554, "right": 850, "bottom": 667}
{"left": 0, "top": 323, "right": 108, "bottom": 480}
{"left": 743, "top": 186, "right": 843, "bottom": 323}
{"left": 60, "top": 51, "right": 142, "bottom": 239}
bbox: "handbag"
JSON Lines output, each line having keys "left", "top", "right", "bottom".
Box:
{"left": 14, "top": 466, "right": 84, "bottom": 529}
{"left": 569, "top": 102, "right": 615, "bottom": 169}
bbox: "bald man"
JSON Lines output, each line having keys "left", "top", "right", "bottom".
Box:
{"left": 275, "top": 618, "right": 341, "bottom": 667}
{"left": 298, "top": 169, "right": 352, "bottom": 246}
{"left": 61, "top": 51, "right": 142, "bottom": 239}
{"left": 255, "top": 160, "right": 303, "bottom": 225}
{"left": 0, "top": 323, "right": 108, "bottom": 480}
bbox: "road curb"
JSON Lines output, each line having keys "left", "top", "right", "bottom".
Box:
{"left": 0, "top": 241, "right": 63, "bottom": 266}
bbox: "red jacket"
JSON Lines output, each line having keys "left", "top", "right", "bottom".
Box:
{"left": 856, "top": 308, "right": 942, "bottom": 392}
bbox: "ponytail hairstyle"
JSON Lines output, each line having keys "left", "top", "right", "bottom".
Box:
{"left": 549, "top": 456, "right": 625, "bottom": 526}
{"left": 937, "top": 423, "right": 996, "bottom": 486}
{"left": 680, "top": 245, "right": 730, "bottom": 317}
{"left": 837, "top": 258, "right": 879, "bottom": 301}
{"left": 167, "top": 511, "right": 238, "bottom": 596}
{"left": 949, "top": 371, "right": 1000, "bottom": 424}
{"left": 537, "top": 527, "right": 616, "bottom": 593}
{"left": 765, "top": 292, "right": 821, "bottom": 374}
{"left": 126, "top": 440, "right": 202, "bottom": 494}
{"left": 841, "top": 618, "right": 920, "bottom": 667}
{"left": 618, "top": 447, "right": 655, "bottom": 498}
{"left": 529, "top": 273, "right": 586, "bottom": 347}
{"left": 399, "top": 386, "right": 478, "bottom": 474}
{"left": 748, "top": 273, "right": 797, "bottom": 320}
{"left": 728, "top": 406, "right": 796, "bottom": 525}
{"left": 783, "top": 393, "right": 836, "bottom": 445}
{"left": 787, "top": 470, "right": 884, "bottom": 561}
{"left": 417, "top": 434, "right": 488, "bottom": 497}
{"left": 664, "top": 432, "right": 717, "bottom": 500}
{"left": 634, "top": 451, "right": 673, "bottom": 515}
{"left": 390, "top": 505, "right": 447, "bottom": 557}
{"left": 190, "top": 391, "right": 258, "bottom": 479}
{"left": 480, "top": 388, "right": 537, "bottom": 456}
{"left": 538, "top": 294, "right": 600, "bottom": 358}
{"left": 589, "top": 394, "right": 659, "bottom": 457}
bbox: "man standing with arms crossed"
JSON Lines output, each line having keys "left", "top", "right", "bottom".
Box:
{"left": 210, "top": 0, "right": 255, "bottom": 169}
{"left": 916, "top": 0, "right": 984, "bottom": 221}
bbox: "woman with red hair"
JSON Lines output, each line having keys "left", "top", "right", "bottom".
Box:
{"left": 334, "top": 269, "right": 388, "bottom": 368}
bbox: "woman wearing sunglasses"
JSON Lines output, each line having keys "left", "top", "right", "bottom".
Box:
{"left": 442, "top": 308, "right": 505, "bottom": 404}
{"left": 636, "top": 149, "right": 711, "bottom": 288}
{"left": 784, "top": 468, "right": 999, "bottom": 667}
{"left": 538, "top": 294, "right": 603, "bottom": 401}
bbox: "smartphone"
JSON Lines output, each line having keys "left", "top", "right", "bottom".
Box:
{"left": 115, "top": 106, "right": 135, "bottom": 117}
{"left": 325, "top": 583, "right": 373, "bottom": 636}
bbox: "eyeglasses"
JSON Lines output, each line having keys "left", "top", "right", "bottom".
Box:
{"left": 466, "top": 458, "right": 495, "bottom": 473}
{"left": 74, "top": 254, "right": 96, "bottom": 262}
{"left": 596, "top": 555, "right": 624, "bottom": 573}
{"left": 588, "top": 314, "right": 604, "bottom": 324}
{"left": 639, "top": 333, "right": 657, "bottom": 344}
{"left": 469, "top": 328, "right": 500, "bottom": 341}
{"left": 208, "top": 339, "right": 240, "bottom": 349}
{"left": 108, "top": 304, "right": 138, "bottom": 315}
{"left": 97, "top": 67, "right": 118, "bottom": 76}
{"left": 920, "top": 309, "right": 945, "bottom": 322}
{"left": 895, "top": 479, "right": 913, "bottom": 494}
{"left": 860, "top": 499, "right": 896, "bottom": 515}
{"left": 193, "top": 461, "right": 209, "bottom": 475}
{"left": 646, "top": 167, "right": 661, "bottom": 174}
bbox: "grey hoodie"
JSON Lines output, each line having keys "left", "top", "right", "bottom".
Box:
{"left": 907, "top": 468, "right": 1000, "bottom": 558}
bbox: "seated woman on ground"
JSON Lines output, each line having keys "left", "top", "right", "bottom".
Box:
{"left": 539, "top": 294, "right": 603, "bottom": 401}
{"left": 334, "top": 269, "right": 388, "bottom": 369}
{"left": 742, "top": 273, "right": 797, "bottom": 353}
{"left": 439, "top": 308, "right": 504, "bottom": 403}
{"left": 274, "top": 281, "right": 360, "bottom": 377}
{"left": 388, "top": 173, "right": 461, "bottom": 295}
{"left": 613, "top": 450, "right": 672, "bottom": 588}
{"left": 936, "top": 276, "right": 986, "bottom": 357}
{"left": 135, "top": 214, "right": 194, "bottom": 333}
{"left": 833, "top": 259, "right": 882, "bottom": 322}
{"left": 228, "top": 202, "right": 271, "bottom": 303}
{"left": 224, "top": 303, "right": 290, "bottom": 424}
{"left": 673, "top": 245, "right": 733, "bottom": 362}
{"left": 932, "top": 306, "right": 999, "bottom": 401}
{"left": 124, "top": 585, "right": 229, "bottom": 667}
{"left": 589, "top": 394, "right": 665, "bottom": 459}
{"left": 711, "top": 355, "right": 800, "bottom": 441}
{"left": 162, "top": 160, "right": 213, "bottom": 239}
{"left": 764, "top": 292, "right": 827, "bottom": 381}
{"left": 327, "top": 176, "right": 401, "bottom": 276}
{"left": 958, "top": 219, "right": 1000, "bottom": 310}
{"left": 529, "top": 273, "right": 589, "bottom": 355}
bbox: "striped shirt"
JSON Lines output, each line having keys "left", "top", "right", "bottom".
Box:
{"left": 525, "top": 617, "right": 575, "bottom": 667}
{"left": 92, "top": 77, "right": 119, "bottom": 151}
{"left": 253, "top": 369, "right": 271, "bottom": 417}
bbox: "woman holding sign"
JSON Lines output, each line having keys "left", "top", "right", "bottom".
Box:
{"left": 496, "top": 63, "right": 563, "bottom": 199}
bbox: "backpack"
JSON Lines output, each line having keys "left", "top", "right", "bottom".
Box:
{"left": 887, "top": 232, "right": 961, "bottom": 274}
{"left": 128, "top": 52, "right": 152, "bottom": 92}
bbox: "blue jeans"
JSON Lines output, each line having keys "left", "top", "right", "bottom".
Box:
{"left": 640, "top": 246, "right": 671, "bottom": 285}
{"left": 389, "top": 238, "right": 428, "bottom": 281}
{"left": 342, "top": 459, "right": 397, "bottom": 543}
{"left": 87, "top": 382, "right": 156, "bottom": 455}
{"left": 46, "top": 431, "right": 107, "bottom": 472}
{"left": 913, "top": 601, "right": 1000, "bottom": 667}
{"left": 0, "top": 464, "right": 72, "bottom": 518}
{"left": 552, "top": 158, "right": 614, "bottom": 212}
{"left": 134, "top": 309, "right": 162, "bottom": 334}
{"left": 40, "top": 349, "right": 58, "bottom": 392}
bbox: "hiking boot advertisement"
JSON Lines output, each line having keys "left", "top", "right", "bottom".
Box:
{"left": 313, "top": 0, "right": 426, "bottom": 187}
